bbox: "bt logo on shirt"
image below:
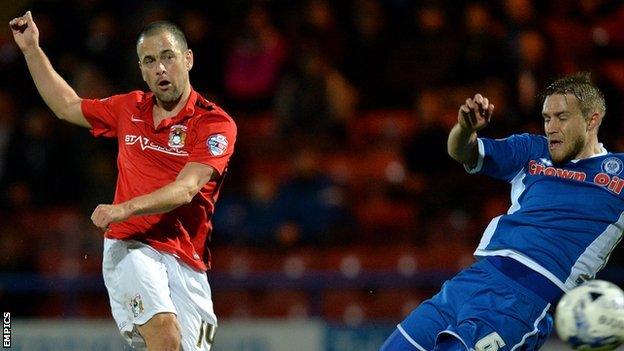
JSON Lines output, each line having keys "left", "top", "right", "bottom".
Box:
{"left": 124, "top": 134, "right": 188, "bottom": 157}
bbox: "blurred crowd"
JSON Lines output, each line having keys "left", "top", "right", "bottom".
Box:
{"left": 1, "top": 0, "right": 624, "bottom": 316}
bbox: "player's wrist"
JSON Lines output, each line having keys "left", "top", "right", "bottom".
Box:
{"left": 21, "top": 45, "right": 42, "bottom": 58}
{"left": 457, "top": 123, "right": 478, "bottom": 137}
{"left": 121, "top": 201, "right": 137, "bottom": 218}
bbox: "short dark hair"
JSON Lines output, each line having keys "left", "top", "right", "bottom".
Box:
{"left": 136, "top": 21, "right": 188, "bottom": 56}
{"left": 541, "top": 72, "right": 606, "bottom": 118}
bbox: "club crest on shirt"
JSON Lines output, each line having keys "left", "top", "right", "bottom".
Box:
{"left": 207, "top": 134, "right": 228, "bottom": 156}
{"left": 129, "top": 294, "right": 144, "bottom": 318}
{"left": 168, "top": 125, "right": 187, "bottom": 148}
{"left": 601, "top": 157, "right": 623, "bottom": 175}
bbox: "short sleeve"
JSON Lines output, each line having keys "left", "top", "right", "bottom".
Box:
{"left": 81, "top": 94, "right": 131, "bottom": 138}
{"left": 472, "top": 133, "right": 540, "bottom": 182}
{"left": 187, "top": 113, "right": 237, "bottom": 176}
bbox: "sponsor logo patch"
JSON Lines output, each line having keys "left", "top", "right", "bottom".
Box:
{"left": 207, "top": 134, "right": 228, "bottom": 156}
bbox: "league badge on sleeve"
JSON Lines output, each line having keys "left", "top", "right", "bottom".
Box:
{"left": 168, "top": 125, "right": 187, "bottom": 148}
{"left": 207, "top": 134, "right": 228, "bottom": 156}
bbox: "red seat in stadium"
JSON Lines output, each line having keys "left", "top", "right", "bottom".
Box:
{"left": 210, "top": 247, "right": 281, "bottom": 276}
{"left": 353, "top": 195, "right": 417, "bottom": 242}
{"left": 235, "top": 112, "right": 278, "bottom": 145}
{"left": 212, "top": 290, "right": 255, "bottom": 319}
{"left": 78, "top": 293, "right": 111, "bottom": 317}
{"left": 281, "top": 247, "right": 326, "bottom": 277}
{"left": 321, "top": 246, "right": 368, "bottom": 278}
{"left": 415, "top": 243, "right": 474, "bottom": 271}
{"left": 369, "top": 289, "right": 427, "bottom": 321}
{"left": 321, "top": 289, "right": 371, "bottom": 325}
{"left": 255, "top": 290, "right": 310, "bottom": 318}
{"left": 349, "top": 110, "right": 418, "bottom": 147}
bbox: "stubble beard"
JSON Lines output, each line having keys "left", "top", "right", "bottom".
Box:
{"left": 154, "top": 85, "right": 182, "bottom": 104}
{"left": 551, "top": 135, "right": 585, "bottom": 165}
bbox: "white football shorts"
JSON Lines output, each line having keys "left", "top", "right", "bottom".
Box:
{"left": 102, "top": 238, "right": 217, "bottom": 350}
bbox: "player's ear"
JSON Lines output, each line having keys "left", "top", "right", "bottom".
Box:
{"left": 185, "top": 49, "right": 193, "bottom": 71}
{"left": 586, "top": 111, "right": 602, "bottom": 132}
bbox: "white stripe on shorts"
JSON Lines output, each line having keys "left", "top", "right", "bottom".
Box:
{"left": 397, "top": 324, "right": 427, "bottom": 351}
{"left": 510, "top": 304, "right": 550, "bottom": 351}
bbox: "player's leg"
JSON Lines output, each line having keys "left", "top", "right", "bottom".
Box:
{"left": 433, "top": 334, "right": 468, "bottom": 351}
{"left": 380, "top": 299, "right": 450, "bottom": 351}
{"left": 380, "top": 263, "right": 492, "bottom": 351}
{"left": 381, "top": 262, "right": 532, "bottom": 351}
{"left": 136, "top": 313, "right": 182, "bottom": 351}
{"left": 433, "top": 312, "right": 552, "bottom": 351}
{"left": 380, "top": 327, "right": 431, "bottom": 351}
{"left": 102, "top": 239, "right": 181, "bottom": 350}
{"left": 434, "top": 259, "right": 554, "bottom": 351}
{"left": 163, "top": 254, "right": 218, "bottom": 350}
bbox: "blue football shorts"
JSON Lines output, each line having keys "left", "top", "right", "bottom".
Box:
{"left": 380, "top": 258, "right": 554, "bottom": 351}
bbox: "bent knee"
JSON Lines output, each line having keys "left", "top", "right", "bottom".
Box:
{"left": 138, "top": 313, "right": 181, "bottom": 350}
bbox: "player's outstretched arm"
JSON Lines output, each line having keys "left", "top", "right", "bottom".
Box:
{"left": 90, "top": 162, "right": 216, "bottom": 229}
{"left": 9, "top": 11, "right": 91, "bottom": 128}
{"left": 447, "top": 93, "right": 494, "bottom": 168}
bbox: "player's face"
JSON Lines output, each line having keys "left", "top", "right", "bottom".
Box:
{"left": 137, "top": 31, "right": 193, "bottom": 104}
{"left": 542, "top": 94, "right": 588, "bottom": 164}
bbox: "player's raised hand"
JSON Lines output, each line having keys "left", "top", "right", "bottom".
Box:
{"left": 91, "top": 204, "right": 131, "bottom": 230}
{"left": 458, "top": 93, "right": 494, "bottom": 132}
{"left": 9, "top": 11, "right": 39, "bottom": 53}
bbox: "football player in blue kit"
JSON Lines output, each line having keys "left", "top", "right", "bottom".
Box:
{"left": 380, "top": 72, "right": 624, "bottom": 351}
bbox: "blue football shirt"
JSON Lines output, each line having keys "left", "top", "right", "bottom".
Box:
{"left": 468, "top": 133, "right": 624, "bottom": 291}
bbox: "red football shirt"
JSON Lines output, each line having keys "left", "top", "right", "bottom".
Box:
{"left": 81, "top": 89, "right": 236, "bottom": 271}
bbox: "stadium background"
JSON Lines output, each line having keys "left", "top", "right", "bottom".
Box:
{"left": 0, "top": 0, "right": 623, "bottom": 350}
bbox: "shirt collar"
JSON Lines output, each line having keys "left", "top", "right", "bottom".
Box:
{"left": 138, "top": 88, "right": 199, "bottom": 130}
{"left": 570, "top": 143, "right": 608, "bottom": 163}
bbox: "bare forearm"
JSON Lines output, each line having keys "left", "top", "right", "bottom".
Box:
{"left": 23, "top": 47, "right": 87, "bottom": 126}
{"left": 90, "top": 163, "right": 214, "bottom": 229}
{"left": 447, "top": 123, "right": 479, "bottom": 167}
{"left": 122, "top": 181, "right": 197, "bottom": 217}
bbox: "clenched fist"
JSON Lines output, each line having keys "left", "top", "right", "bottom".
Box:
{"left": 91, "top": 204, "right": 132, "bottom": 230}
{"left": 458, "top": 93, "right": 495, "bottom": 133}
{"left": 9, "top": 11, "right": 40, "bottom": 53}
